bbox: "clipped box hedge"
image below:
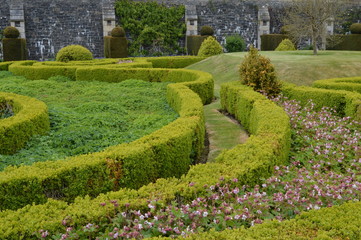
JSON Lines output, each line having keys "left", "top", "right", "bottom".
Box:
{"left": 313, "top": 76, "right": 361, "bottom": 94}
{"left": 186, "top": 36, "right": 208, "bottom": 55}
{"left": 3, "top": 38, "right": 27, "bottom": 61}
{"left": 261, "top": 34, "right": 288, "bottom": 51}
{"left": 328, "top": 34, "right": 361, "bottom": 51}
{"left": 0, "top": 92, "right": 50, "bottom": 154}
{"left": 0, "top": 65, "right": 211, "bottom": 211}
{"left": 0, "top": 81, "right": 291, "bottom": 239}
{"left": 104, "top": 36, "right": 128, "bottom": 58}
{"left": 282, "top": 82, "right": 361, "bottom": 121}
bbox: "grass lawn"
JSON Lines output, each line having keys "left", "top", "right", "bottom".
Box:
{"left": 187, "top": 50, "right": 361, "bottom": 161}
{"left": 0, "top": 72, "right": 178, "bottom": 170}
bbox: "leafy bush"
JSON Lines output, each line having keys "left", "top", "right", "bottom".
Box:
{"left": 225, "top": 35, "right": 246, "bottom": 52}
{"left": 260, "top": 34, "right": 287, "bottom": 51}
{"left": 275, "top": 39, "right": 296, "bottom": 51}
{"left": 200, "top": 25, "right": 214, "bottom": 36}
{"left": 111, "top": 26, "right": 126, "bottom": 37}
{"left": 3, "top": 26, "right": 19, "bottom": 38}
{"left": 197, "top": 37, "right": 223, "bottom": 57}
{"left": 115, "top": 0, "right": 185, "bottom": 56}
{"left": 280, "top": 25, "right": 291, "bottom": 35}
{"left": 350, "top": 23, "right": 361, "bottom": 34}
{"left": 239, "top": 46, "right": 281, "bottom": 97}
{"left": 55, "top": 45, "right": 93, "bottom": 62}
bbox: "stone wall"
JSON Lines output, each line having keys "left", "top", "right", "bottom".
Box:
{"left": 0, "top": 0, "right": 10, "bottom": 60}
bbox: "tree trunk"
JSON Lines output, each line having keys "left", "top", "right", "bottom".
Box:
{"left": 312, "top": 33, "right": 318, "bottom": 55}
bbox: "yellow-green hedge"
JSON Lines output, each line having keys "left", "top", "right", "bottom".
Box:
{"left": 0, "top": 81, "right": 291, "bottom": 239}
{"left": 0, "top": 92, "right": 49, "bottom": 155}
{"left": 0, "top": 66, "right": 210, "bottom": 211}
{"left": 0, "top": 61, "right": 13, "bottom": 71}
{"left": 313, "top": 76, "right": 361, "bottom": 94}
{"left": 149, "top": 201, "right": 361, "bottom": 239}
{"left": 282, "top": 82, "right": 361, "bottom": 121}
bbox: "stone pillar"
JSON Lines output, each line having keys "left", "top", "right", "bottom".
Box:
{"left": 102, "top": 1, "right": 116, "bottom": 37}
{"left": 9, "top": 0, "right": 25, "bottom": 38}
{"left": 185, "top": 5, "right": 198, "bottom": 36}
{"left": 257, "top": 5, "right": 270, "bottom": 49}
{"left": 321, "top": 17, "right": 334, "bottom": 50}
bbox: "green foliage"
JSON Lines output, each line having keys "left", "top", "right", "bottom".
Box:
{"left": 0, "top": 60, "right": 210, "bottom": 212}
{"left": 260, "top": 34, "right": 288, "bottom": 51}
{"left": 0, "top": 76, "right": 177, "bottom": 171}
{"left": 275, "top": 39, "right": 296, "bottom": 51}
{"left": 350, "top": 23, "right": 361, "bottom": 34}
{"left": 3, "top": 38, "right": 27, "bottom": 61}
{"left": 3, "top": 26, "right": 19, "bottom": 38}
{"left": 200, "top": 25, "right": 214, "bottom": 36}
{"left": 280, "top": 25, "right": 291, "bottom": 35}
{"left": 186, "top": 36, "right": 207, "bottom": 55}
{"left": 224, "top": 35, "right": 246, "bottom": 53}
{"left": 197, "top": 37, "right": 223, "bottom": 58}
{"left": 313, "top": 76, "right": 361, "bottom": 94}
{"left": 282, "top": 82, "right": 361, "bottom": 121}
{"left": 56, "top": 45, "right": 93, "bottom": 62}
{"left": 0, "top": 91, "right": 49, "bottom": 155}
{"left": 239, "top": 46, "right": 281, "bottom": 97}
{"left": 104, "top": 36, "right": 128, "bottom": 58}
{"left": 111, "top": 26, "right": 126, "bottom": 37}
{"left": 327, "top": 34, "right": 361, "bottom": 51}
{"left": 115, "top": 0, "right": 185, "bottom": 56}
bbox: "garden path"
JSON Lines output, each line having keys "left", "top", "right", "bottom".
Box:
{"left": 186, "top": 55, "right": 249, "bottom": 162}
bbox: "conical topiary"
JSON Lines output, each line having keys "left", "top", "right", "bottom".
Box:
{"left": 197, "top": 36, "right": 223, "bottom": 57}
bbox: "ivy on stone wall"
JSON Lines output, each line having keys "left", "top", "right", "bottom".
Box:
{"left": 115, "top": 0, "right": 186, "bottom": 56}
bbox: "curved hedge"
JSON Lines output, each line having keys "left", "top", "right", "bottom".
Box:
{"left": 0, "top": 64, "right": 211, "bottom": 211}
{"left": 0, "top": 81, "right": 291, "bottom": 239}
{"left": 282, "top": 81, "right": 361, "bottom": 121}
{"left": 313, "top": 76, "right": 361, "bottom": 94}
{"left": 0, "top": 92, "right": 49, "bottom": 155}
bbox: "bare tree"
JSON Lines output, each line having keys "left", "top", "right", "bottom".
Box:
{"left": 283, "top": 0, "right": 341, "bottom": 55}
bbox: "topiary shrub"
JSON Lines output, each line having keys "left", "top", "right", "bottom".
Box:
{"left": 275, "top": 39, "right": 296, "bottom": 51}
{"left": 197, "top": 36, "right": 223, "bottom": 57}
{"left": 111, "top": 26, "right": 126, "bottom": 37}
{"left": 56, "top": 45, "right": 93, "bottom": 62}
{"left": 350, "top": 23, "right": 361, "bottom": 34}
{"left": 280, "top": 25, "right": 291, "bottom": 35}
{"left": 200, "top": 25, "right": 214, "bottom": 36}
{"left": 225, "top": 35, "right": 246, "bottom": 52}
{"left": 239, "top": 45, "right": 281, "bottom": 97}
{"left": 3, "top": 26, "right": 20, "bottom": 38}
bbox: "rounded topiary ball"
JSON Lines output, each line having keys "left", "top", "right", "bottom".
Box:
{"left": 56, "top": 45, "right": 93, "bottom": 62}
{"left": 197, "top": 36, "right": 223, "bottom": 57}
{"left": 111, "top": 26, "right": 126, "bottom": 37}
{"left": 200, "top": 25, "right": 214, "bottom": 36}
{"left": 3, "top": 26, "right": 20, "bottom": 38}
{"left": 350, "top": 23, "right": 361, "bottom": 34}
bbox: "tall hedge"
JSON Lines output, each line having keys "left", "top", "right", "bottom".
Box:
{"left": 327, "top": 34, "right": 361, "bottom": 51}
{"left": 104, "top": 36, "right": 128, "bottom": 58}
{"left": 186, "top": 36, "right": 207, "bottom": 55}
{"left": 3, "top": 38, "right": 27, "bottom": 61}
{"left": 261, "top": 34, "right": 288, "bottom": 51}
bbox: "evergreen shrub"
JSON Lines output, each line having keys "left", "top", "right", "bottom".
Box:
{"left": 197, "top": 37, "right": 223, "bottom": 57}
{"left": 56, "top": 45, "right": 93, "bottom": 62}
{"left": 350, "top": 23, "right": 361, "bottom": 34}
{"left": 111, "top": 26, "right": 126, "bottom": 37}
{"left": 275, "top": 39, "right": 296, "bottom": 51}
{"left": 200, "top": 25, "right": 214, "bottom": 36}
{"left": 261, "top": 34, "right": 287, "bottom": 51}
{"left": 239, "top": 46, "right": 281, "bottom": 97}
{"left": 3, "top": 26, "right": 19, "bottom": 38}
{"left": 225, "top": 35, "right": 246, "bottom": 52}
{"left": 186, "top": 36, "right": 207, "bottom": 55}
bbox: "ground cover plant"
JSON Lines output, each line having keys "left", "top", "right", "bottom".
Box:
{"left": 34, "top": 95, "right": 360, "bottom": 239}
{"left": 0, "top": 72, "right": 178, "bottom": 170}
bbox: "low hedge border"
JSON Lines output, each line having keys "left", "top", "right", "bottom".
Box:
{"left": 0, "top": 92, "right": 50, "bottom": 155}
{"left": 282, "top": 82, "right": 361, "bottom": 121}
{"left": 6, "top": 56, "right": 205, "bottom": 80}
{"left": 0, "top": 81, "right": 291, "bottom": 239}
{"left": 0, "top": 65, "right": 211, "bottom": 211}
{"left": 149, "top": 201, "right": 361, "bottom": 239}
{"left": 0, "top": 61, "right": 14, "bottom": 71}
{"left": 313, "top": 76, "right": 361, "bottom": 94}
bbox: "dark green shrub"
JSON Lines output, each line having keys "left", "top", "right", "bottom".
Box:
{"left": 56, "top": 45, "right": 93, "bottom": 62}
{"left": 327, "top": 34, "right": 361, "bottom": 51}
{"left": 261, "top": 34, "right": 287, "bottom": 51}
{"left": 275, "top": 39, "right": 296, "bottom": 51}
{"left": 186, "top": 35, "right": 207, "bottom": 55}
{"left": 3, "top": 38, "right": 27, "bottom": 61}
{"left": 225, "top": 35, "right": 246, "bottom": 52}
{"left": 3, "top": 26, "right": 20, "bottom": 38}
{"left": 280, "top": 25, "right": 291, "bottom": 35}
{"left": 350, "top": 23, "right": 361, "bottom": 34}
{"left": 104, "top": 36, "right": 128, "bottom": 58}
{"left": 239, "top": 46, "right": 281, "bottom": 97}
{"left": 200, "top": 25, "right": 214, "bottom": 36}
{"left": 197, "top": 36, "right": 223, "bottom": 57}
{"left": 111, "top": 26, "right": 126, "bottom": 37}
